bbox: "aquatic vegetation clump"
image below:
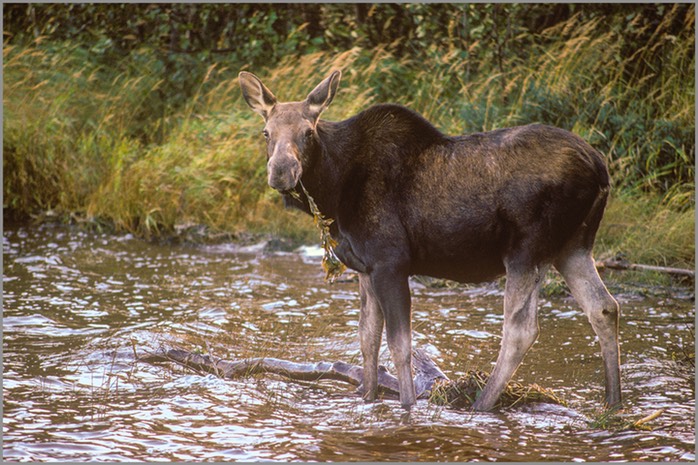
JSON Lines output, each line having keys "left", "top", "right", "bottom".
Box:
{"left": 588, "top": 407, "right": 665, "bottom": 432}
{"left": 429, "top": 370, "right": 567, "bottom": 409}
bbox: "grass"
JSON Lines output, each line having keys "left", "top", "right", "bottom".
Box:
{"left": 587, "top": 407, "right": 666, "bottom": 432}
{"left": 599, "top": 192, "right": 695, "bottom": 269}
{"left": 3, "top": 9, "right": 694, "bottom": 274}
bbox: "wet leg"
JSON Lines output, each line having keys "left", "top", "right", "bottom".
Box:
{"left": 358, "top": 273, "right": 384, "bottom": 402}
{"left": 473, "top": 263, "right": 547, "bottom": 411}
{"left": 370, "top": 266, "right": 416, "bottom": 410}
{"left": 555, "top": 250, "right": 621, "bottom": 409}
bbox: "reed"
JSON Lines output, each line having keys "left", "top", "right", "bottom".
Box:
{"left": 429, "top": 370, "right": 566, "bottom": 409}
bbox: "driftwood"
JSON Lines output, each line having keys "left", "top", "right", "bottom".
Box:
{"left": 142, "top": 348, "right": 446, "bottom": 399}
{"left": 142, "top": 348, "right": 564, "bottom": 409}
{"left": 597, "top": 258, "right": 694, "bottom": 278}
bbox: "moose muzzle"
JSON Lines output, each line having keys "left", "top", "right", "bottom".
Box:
{"left": 267, "top": 149, "right": 302, "bottom": 193}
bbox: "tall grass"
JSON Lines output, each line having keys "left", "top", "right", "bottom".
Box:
{"left": 3, "top": 9, "right": 694, "bottom": 268}
{"left": 3, "top": 41, "right": 160, "bottom": 215}
{"left": 405, "top": 10, "right": 694, "bottom": 209}
{"left": 598, "top": 194, "right": 695, "bottom": 269}
{"left": 87, "top": 48, "right": 387, "bottom": 240}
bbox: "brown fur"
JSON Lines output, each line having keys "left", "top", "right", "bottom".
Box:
{"left": 239, "top": 70, "right": 621, "bottom": 412}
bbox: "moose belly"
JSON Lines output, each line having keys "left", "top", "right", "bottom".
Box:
{"left": 409, "top": 243, "right": 506, "bottom": 284}
{"left": 404, "top": 213, "right": 507, "bottom": 283}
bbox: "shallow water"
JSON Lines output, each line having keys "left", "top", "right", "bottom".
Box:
{"left": 3, "top": 222, "right": 695, "bottom": 461}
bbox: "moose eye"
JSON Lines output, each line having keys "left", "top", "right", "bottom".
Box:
{"left": 262, "top": 129, "right": 270, "bottom": 140}
{"left": 304, "top": 129, "right": 314, "bottom": 140}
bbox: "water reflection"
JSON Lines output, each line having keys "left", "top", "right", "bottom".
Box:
{"left": 3, "top": 222, "right": 695, "bottom": 461}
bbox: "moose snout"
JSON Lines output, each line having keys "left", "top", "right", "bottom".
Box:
{"left": 267, "top": 154, "right": 302, "bottom": 192}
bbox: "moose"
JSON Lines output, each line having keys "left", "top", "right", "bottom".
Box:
{"left": 238, "top": 70, "right": 621, "bottom": 412}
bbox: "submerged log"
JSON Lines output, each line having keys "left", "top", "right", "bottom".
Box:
{"left": 142, "top": 348, "right": 564, "bottom": 409}
{"left": 142, "top": 348, "right": 446, "bottom": 399}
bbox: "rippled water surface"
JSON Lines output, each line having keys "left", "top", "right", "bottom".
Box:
{"left": 3, "top": 222, "right": 695, "bottom": 461}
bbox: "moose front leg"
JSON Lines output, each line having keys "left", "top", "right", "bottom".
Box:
{"left": 369, "top": 265, "right": 416, "bottom": 410}
{"left": 358, "top": 273, "right": 384, "bottom": 401}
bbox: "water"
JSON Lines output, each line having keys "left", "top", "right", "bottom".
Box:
{"left": 3, "top": 222, "right": 695, "bottom": 461}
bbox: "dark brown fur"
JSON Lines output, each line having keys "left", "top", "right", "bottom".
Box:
{"left": 239, "top": 71, "right": 621, "bottom": 412}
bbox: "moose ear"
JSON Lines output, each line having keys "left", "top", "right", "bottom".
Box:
{"left": 239, "top": 72, "right": 277, "bottom": 120}
{"left": 305, "top": 70, "right": 341, "bottom": 121}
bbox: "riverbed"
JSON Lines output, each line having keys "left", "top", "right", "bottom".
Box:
{"left": 3, "top": 222, "right": 695, "bottom": 461}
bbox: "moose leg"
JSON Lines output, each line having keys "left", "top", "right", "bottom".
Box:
{"left": 358, "top": 273, "right": 384, "bottom": 401}
{"left": 473, "top": 263, "right": 547, "bottom": 411}
{"left": 555, "top": 250, "right": 621, "bottom": 409}
{"left": 370, "top": 267, "right": 416, "bottom": 410}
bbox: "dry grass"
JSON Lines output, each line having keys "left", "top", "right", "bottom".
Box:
{"left": 429, "top": 370, "right": 567, "bottom": 409}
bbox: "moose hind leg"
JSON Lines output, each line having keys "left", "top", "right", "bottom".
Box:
{"left": 473, "top": 263, "right": 547, "bottom": 411}
{"left": 555, "top": 250, "right": 621, "bottom": 409}
{"left": 358, "top": 273, "right": 384, "bottom": 402}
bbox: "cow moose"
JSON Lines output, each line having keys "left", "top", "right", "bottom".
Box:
{"left": 238, "top": 70, "right": 621, "bottom": 412}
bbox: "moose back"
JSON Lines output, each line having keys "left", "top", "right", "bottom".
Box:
{"left": 239, "top": 70, "right": 621, "bottom": 412}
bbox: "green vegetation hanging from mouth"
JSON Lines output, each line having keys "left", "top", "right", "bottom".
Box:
{"left": 291, "top": 183, "right": 346, "bottom": 283}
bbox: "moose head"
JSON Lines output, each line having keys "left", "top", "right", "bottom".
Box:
{"left": 238, "top": 70, "right": 341, "bottom": 193}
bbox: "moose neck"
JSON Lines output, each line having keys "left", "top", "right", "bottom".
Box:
{"left": 298, "top": 119, "right": 354, "bottom": 221}
{"left": 296, "top": 104, "right": 447, "bottom": 223}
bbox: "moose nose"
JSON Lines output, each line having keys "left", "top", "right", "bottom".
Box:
{"left": 267, "top": 155, "right": 301, "bottom": 192}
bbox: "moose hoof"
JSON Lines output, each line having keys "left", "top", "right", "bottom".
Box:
{"left": 471, "top": 398, "right": 496, "bottom": 412}
{"left": 604, "top": 400, "right": 623, "bottom": 413}
{"left": 356, "top": 385, "right": 378, "bottom": 403}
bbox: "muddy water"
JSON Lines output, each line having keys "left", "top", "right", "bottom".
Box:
{"left": 3, "top": 222, "right": 695, "bottom": 462}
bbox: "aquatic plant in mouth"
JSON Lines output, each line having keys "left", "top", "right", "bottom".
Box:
{"left": 291, "top": 182, "right": 346, "bottom": 283}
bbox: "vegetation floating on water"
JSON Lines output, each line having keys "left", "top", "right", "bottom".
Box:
{"left": 587, "top": 407, "right": 666, "bottom": 432}
{"left": 429, "top": 370, "right": 567, "bottom": 409}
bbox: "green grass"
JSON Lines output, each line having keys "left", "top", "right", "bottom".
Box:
{"left": 3, "top": 10, "right": 694, "bottom": 273}
{"left": 599, "top": 193, "right": 695, "bottom": 269}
